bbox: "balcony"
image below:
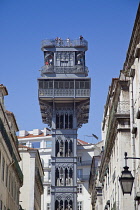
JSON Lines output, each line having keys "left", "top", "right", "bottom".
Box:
{"left": 39, "top": 88, "right": 90, "bottom": 98}
{"left": 41, "top": 39, "right": 88, "bottom": 50}
{"left": 40, "top": 65, "right": 88, "bottom": 76}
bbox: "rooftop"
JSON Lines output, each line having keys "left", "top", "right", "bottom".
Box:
{"left": 41, "top": 37, "right": 88, "bottom": 50}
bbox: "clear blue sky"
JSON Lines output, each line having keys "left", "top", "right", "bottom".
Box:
{"left": 0, "top": 0, "right": 139, "bottom": 143}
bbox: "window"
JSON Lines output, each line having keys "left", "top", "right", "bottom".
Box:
{"left": 60, "top": 61, "right": 68, "bottom": 66}
{"left": 56, "top": 113, "right": 73, "bottom": 129}
{"left": 8, "top": 173, "right": 11, "bottom": 192}
{"left": 0, "top": 200, "right": 2, "bottom": 210}
{"left": 77, "top": 201, "right": 82, "bottom": 210}
{"left": 48, "top": 159, "right": 51, "bottom": 167}
{"left": 2, "top": 157, "right": 5, "bottom": 181}
{"left": 48, "top": 171, "right": 51, "bottom": 180}
{"left": 77, "top": 184, "right": 82, "bottom": 193}
{"left": 77, "top": 169, "right": 83, "bottom": 179}
{"left": 47, "top": 185, "right": 51, "bottom": 195}
{"left": 56, "top": 52, "right": 74, "bottom": 67}
{"left": 47, "top": 203, "right": 50, "bottom": 210}
{"left": 46, "top": 141, "right": 52, "bottom": 148}
{"left": 77, "top": 156, "right": 82, "bottom": 163}
{"left": 21, "top": 142, "right": 26, "bottom": 146}
{"left": 32, "top": 142, "right": 40, "bottom": 148}
{"left": 54, "top": 81, "right": 74, "bottom": 89}
{"left": 6, "top": 164, "right": 8, "bottom": 187}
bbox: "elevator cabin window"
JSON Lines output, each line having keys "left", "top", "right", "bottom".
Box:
{"left": 56, "top": 113, "right": 73, "bottom": 129}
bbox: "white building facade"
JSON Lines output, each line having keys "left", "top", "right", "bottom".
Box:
{"left": 18, "top": 129, "right": 102, "bottom": 210}
{"left": 19, "top": 145, "right": 44, "bottom": 210}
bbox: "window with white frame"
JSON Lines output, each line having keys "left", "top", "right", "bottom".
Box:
{"left": 47, "top": 185, "right": 51, "bottom": 195}
{"left": 47, "top": 203, "right": 50, "bottom": 210}
{"left": 77, "top": 201, "right": 82, "bottom": 210}
{"left": 46, "top": 141, "right": 52, "bottom": 148}
{"left": 48, "top": 159, "right": 51, "bottom": 167}
{"left": 48, "top": 171, "right": 51, "bottom": 180}
{"left": 77, "top": 184, "right": 82, "bottom": 193}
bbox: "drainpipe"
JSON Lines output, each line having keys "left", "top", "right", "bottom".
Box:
{"left": 130, "top": 71, "right": 136, "bottom": 210}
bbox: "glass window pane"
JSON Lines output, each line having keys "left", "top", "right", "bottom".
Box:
{"left": 85, "top": 81, "right": 90, "bottom": 89}
{"left": 54, "top": 82, "right": 58, "bottom": 89}
{"left": 44, "top": 81, "right": 48, "bottom": 89}
{"left": 75, "top": 81, "right": 79, "bottom": 89}
{"left": 46, "top": 141, "right": 52, "bottom": 148}
{"left": 39, "top": 81, "right": 43, "bottom": 89}
{"left": 80, "top": 81, "right": 84, "bottom": 89}
{"left": 59, "top": 82, "right": 64, "bottom": 89}
{"left": 48, "top": 81, "right": 53, "bottom": 89}
{"left": 65, "top": 82, "right": 69, "bottom": 89}
{"left": 70, "top": 82, "right": 74, "bottom": 89}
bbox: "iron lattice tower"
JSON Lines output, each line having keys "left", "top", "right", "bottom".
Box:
{"left": 38, "top": 37, "right": 91, "bottom": 210}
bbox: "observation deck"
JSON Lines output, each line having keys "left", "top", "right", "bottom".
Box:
{"left": 40, "top": 65, "right": 89, "bottom": 77}
{"left": 41, "top": 38, "right": 88, "bottom": 51}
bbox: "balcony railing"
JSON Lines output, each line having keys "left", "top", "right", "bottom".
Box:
{"left": 39, "top": 89, "right": 90, "bottom": 97}
{"left": 77, "top": 175, "right": 89, "bottom": 181}
{"left": 40, "top": 65, "right": 88, "bottom": 76}
{"left": 41, "top": 39, "right": 88, "bottom": 49}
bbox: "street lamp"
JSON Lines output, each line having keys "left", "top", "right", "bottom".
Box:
{"left": 119, "top": 152, "right": 140, "bottom": 194}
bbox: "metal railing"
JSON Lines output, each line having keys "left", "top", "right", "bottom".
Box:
{"left": 40, "top": 65, "right": 88, "bottom": 76}
{"left": 39, "top": 89, "right": 90, "bottom": 97}
{"left": 41, "top": 39, "right": 88, "bottom": 49}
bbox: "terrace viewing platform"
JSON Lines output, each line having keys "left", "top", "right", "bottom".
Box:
{"left": 41, "top": 38, "right": 88, "bottom": 50}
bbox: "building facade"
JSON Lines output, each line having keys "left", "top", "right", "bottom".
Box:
{"left": 19, "top": 145, "right": 44, "bottom": 210}
{"left": 0, "top": 84, "right": 23, "bottom": 210}
{"left": 38, "top": 37, "right": 91, "bottom": 209}
{"left": 18, "top": 129, "right": 102, "bottom": 210}
{"left": 18, "top": 128, "right": 52, "bottom": 210}
{"left": 89, "top": 4, "right": 140, "bottom": 210}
